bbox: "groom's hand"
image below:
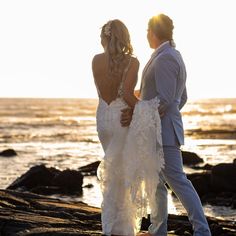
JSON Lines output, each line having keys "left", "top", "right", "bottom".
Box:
{"left": 158, "top": 103, "right": 166, "bottom": 118}
{"left": 120, "top": 108, "right": 133, "bottom": 127}
{"left": 134, "top": 90, "right": 140, "bottom": 98}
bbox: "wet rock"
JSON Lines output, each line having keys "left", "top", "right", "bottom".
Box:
{"left": 211, "top": 163, "right": 236, "bottom": 193}
{"left": 78, "top": 161, "right": 100, "bottom": 176}
{"left": 0, "top": 189, "right": 235, "bottom": 236}
{"left": 191, "top": 163, "right": 214, "bottom": 170}
{"left": 187, "top": 172, "right": 211, "bottom": 197}
{"left": 210, "top": 223, "right": 225, "bottom": 235}
{"left": 7, "top": 165, "right": 56, "bottom": 190}
{"left": 0, "top": 148, "right": 17, "bottom": 157}
{"left": 30, "top": 186, "right": 62, "bottom": 195}
{"left": 142, "top": 212, "right": 236, "bottom": 236}
{"left": 80, "top": 159, "right": 236, "bottom": 210}
{"left": 7, "top": 164, "right": 83, "bottom": 196}
{"left": 181, "top": 151, "right": 204, "bottom": 165}
{"left": 231, "top": 198, "right": 236, "bottom": 209}
{"left": 52, "top": 169, "right": 83, "bottom": 194}
{"left": 0, "top": 189, "right": 101, "bottom": 236}
{"left": 178, "top": 156, "right": 236, "bottom": 210}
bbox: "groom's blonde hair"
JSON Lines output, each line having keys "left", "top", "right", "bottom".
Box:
{"left": 148, "top": 14, "right": 174, "bottom": 43}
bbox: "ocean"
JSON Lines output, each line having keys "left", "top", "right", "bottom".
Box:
{"left": 0, "top": 98, "right": 236, "bottom": 220}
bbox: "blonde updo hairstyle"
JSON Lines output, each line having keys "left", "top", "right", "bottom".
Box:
{"left": 101, "top": 19, "right": 133, "bottom": 78}
{"left": 148, "top": 14, "right": 175, "bottom": 47}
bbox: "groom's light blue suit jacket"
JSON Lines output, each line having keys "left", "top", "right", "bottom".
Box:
{"left": 140, "top": 42, "right": 187, "bottom": 146}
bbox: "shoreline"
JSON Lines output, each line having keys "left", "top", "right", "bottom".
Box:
{"left": 0, "top": 189, "right": 235, "bottom": 236}
{"left": 1, "top": 149, "right": 236, "bottom": 222}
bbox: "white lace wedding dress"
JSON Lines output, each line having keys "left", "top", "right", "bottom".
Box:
{"left": 96, "top": 94, "right": 164, "bottom": 236}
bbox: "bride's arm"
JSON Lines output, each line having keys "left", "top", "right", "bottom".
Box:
{"left": 120, "top": 57, "right": 140, "bottom": 127}
{"left": 122, "top": 57, "right": 140, "bottom": 109}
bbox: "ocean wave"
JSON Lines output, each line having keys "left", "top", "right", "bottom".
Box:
{"left": 1, "top": 98, "right": 236, "bottom": 142}
{"left": 185, "top": 128, "right": 236, "bottom": 139}
{"left": 183, "top": 110, "right": 236, "bottom": 116}
{"left": 182, "top": 98, "right": 236, "bottom": 116}
{"left": 0, "top": 117, "right": 95, "bottom": 129}
{"left": 0, "top": 131, "right": 98, "bottom": 143}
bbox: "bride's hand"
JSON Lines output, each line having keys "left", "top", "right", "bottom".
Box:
{"left": 120, "top": 108, "right": 133, "bottom": 127}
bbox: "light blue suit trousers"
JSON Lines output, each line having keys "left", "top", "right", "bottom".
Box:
{"left": 140, "top": 42, "right": 211, "bottom": 236}
{"left": 148, "top": 146, "right": 211, "bottom": 236}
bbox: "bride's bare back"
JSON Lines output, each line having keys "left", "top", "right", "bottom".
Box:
{"left": 92, "top": 53, "right": 139, "bottom": 108}
{"left": 92, "top": 19, "right": 139, "bottom": 108}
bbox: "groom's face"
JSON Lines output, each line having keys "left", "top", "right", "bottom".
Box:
{"left": 147, "top": 28, "right": 156, "bottom": 49}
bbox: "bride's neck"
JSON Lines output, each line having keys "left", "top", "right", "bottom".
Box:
{"left": 103, "top": 46, "right": 109, "bottom": 54}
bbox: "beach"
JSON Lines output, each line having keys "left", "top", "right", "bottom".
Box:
{"left": 0, "top": 98, "right": 236, "bottom": 221}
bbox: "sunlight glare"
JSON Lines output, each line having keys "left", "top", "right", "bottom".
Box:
{"left": 0, "top": 0, "right": 235, "bottom": 98}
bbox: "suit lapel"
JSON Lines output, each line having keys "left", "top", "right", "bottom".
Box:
{"left": 141, "top": 55, "right": 155, "bottom": 77}
{"left": 140, "top": 42, "right": 171, "bottom": 91}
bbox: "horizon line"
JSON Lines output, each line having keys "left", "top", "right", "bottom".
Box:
{"left": 0, "top": 96, "right": 235, "bottom": 102}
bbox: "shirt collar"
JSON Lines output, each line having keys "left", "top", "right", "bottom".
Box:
{"left": 151, "top": 41, "right": 170, "bottom": 57}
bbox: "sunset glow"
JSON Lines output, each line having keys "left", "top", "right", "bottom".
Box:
{"left": 0, "top": 0, "right": 236, "bottom": 99}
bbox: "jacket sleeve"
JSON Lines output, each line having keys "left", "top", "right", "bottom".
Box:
{"left": 154, "top": 54, "right": 179, "bottom": 112}
{"left": 179, "top": 86, "right": 187, "bottom": 110}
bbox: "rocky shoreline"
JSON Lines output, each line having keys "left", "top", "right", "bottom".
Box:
{"left": 0, "top": 189, "right": 101, "bottom": 236}
{"left": 0, "top": 148, "right": 236, "bottom": 235}
{"left": 0, "top": 189, "right": 236, "bottom": 236}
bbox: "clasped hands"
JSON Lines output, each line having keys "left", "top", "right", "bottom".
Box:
{"left": 120, "top": 103, "right": 165, "bottom": 127}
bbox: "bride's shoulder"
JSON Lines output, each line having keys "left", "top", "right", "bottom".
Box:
{"left": 127, "top": 55, "right": 139, "bottom": 62}
{"left": 92, "top": 53, "right": 105, "bottom": 62}
{"left": 130, "top": 55, "right": 139, "bottom": 62}
{"left": 92, "top": 53, "right": 106, "bottom": 70}
{"left": 128, "top": 56, "right": 140, "bottom": 71}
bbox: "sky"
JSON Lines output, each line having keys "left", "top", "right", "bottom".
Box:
{"left": 0, "top": 0, "right": 236, "bottom": 100}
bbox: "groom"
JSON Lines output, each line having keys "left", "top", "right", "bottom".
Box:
{"left": 121, "top": 14, "right": 211, "bottom": 236}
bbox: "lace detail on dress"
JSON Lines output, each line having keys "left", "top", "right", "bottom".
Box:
{"left": 117, "top": 57, "right": 132, "bottom": 98}
{"left": 97, "top": 96, "right": 164, "bottom": 236}
{"left": 123, "top": 97, "right": 165, "bottom": 229}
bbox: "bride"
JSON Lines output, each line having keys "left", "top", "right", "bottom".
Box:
{"left": 92, "top": 19, "right": 164, "bottom": 236}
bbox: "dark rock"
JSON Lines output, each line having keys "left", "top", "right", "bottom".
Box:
{"left": 174, "top": 227, "right": 192, "bottom": 235}
{"left": 52, "top": 169, "right": 83, "bottom": 194}
{"left": 184, "top": 159, "right": 236, "bottom": 208}
{"left": 7, "top": 164, "right": 83, "bottom": 196}
{"left": 0, "top": 148, "right": 17, "bottom": 157}
{"left": 232, "top": 198, "right": 236, "bottom": 209}
{"left": 141, "top": 213, "right": 236, "bottom": 235}
{"left": 191, "top": 163, "right": 214, "bottom": 170}
{"left": 181, "top": 151, "right": 204, "bottom": 166}
{"left": 78, "top": 161, "right": 100, "bottom": 176}
{"left": 201, "top": 192, "right": 235, "bottom": 207}
{"left": 187, "top": 172, "right": 211, "bottom": 197}
{"left": 210, "top": 223, "right": 225, "bottom": 235}
{"left": 7, "top": 165, "right": 55, "bottom": 190}
{"left": 0, "top": 189, "right": 101, "bottom": 235}
{"left": 30, "top": 186, "right": 62, "bottom": 195}
{"left": 0, "top": 190, "right": 235, "bottom": 236}
{"left": 186, "top": 166, "right": 236, "bottom": 207}
{"left": 211, "top": 163, "right": 236, "bottom": 193}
